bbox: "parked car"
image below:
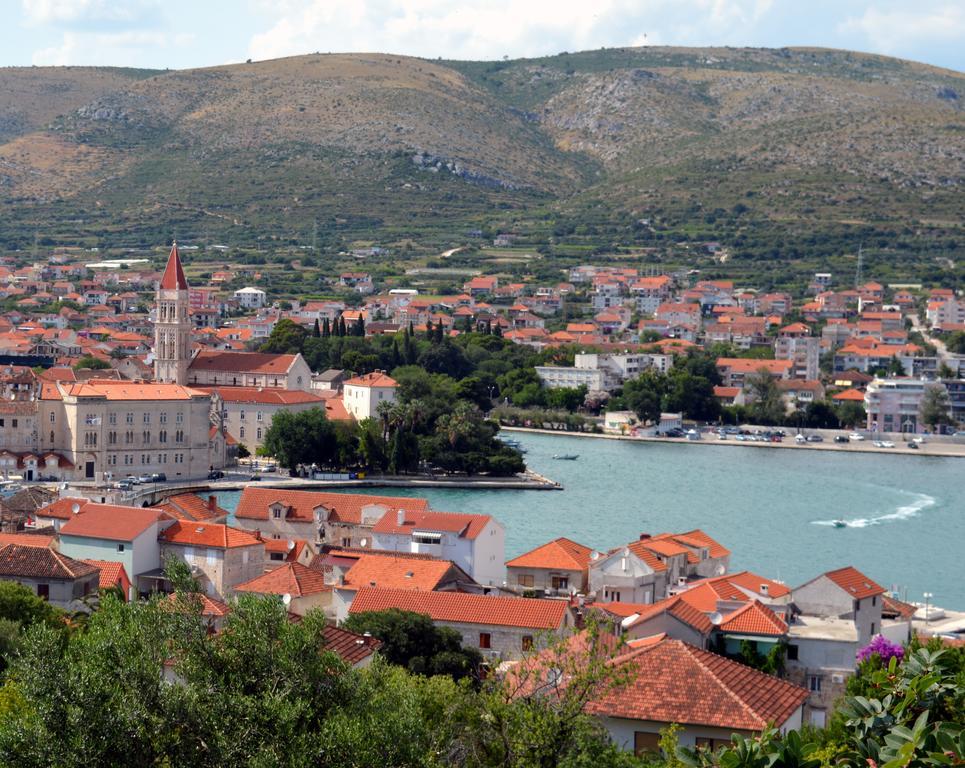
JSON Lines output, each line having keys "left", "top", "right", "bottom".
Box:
{"left": 834, "top": 435, "right": 849, "bottom": 443}
{"left": 848, "top": 433, "right": 865, "bottom": 442}
{"left": 115, "top": 480, "right": 133, "bottom": 490}
{"left": 248, "top": 474, "right": 262, "bottom": 482}
{"left": 806, "top": 435, "right": 824, "bottom": 443}
{"left": 125, "top": 475, "right": 140, "bottom": 485}
{"left": 207, "top": 469, "right": 225, "bottom": 480}
{"left": 150, "top": 472, "right": 167, "bottom": 483}
{"left": 136, "top": 474, "right": 153, "bottom": 484}
{"left": 795, "top": 434, "right": 806, "bottom": 444}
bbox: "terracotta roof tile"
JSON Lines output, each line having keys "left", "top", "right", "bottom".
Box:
{"left": 587, "top": 638, "right": 808, "bottom": 731}
{"left": 823, "top": 566, "right": 885, "bottom": 599}
{"left": 234, "top": 562, "right": 329, "bottom": 597}
{"left": 59, "top": 504, "right": 169, "bottom": 541}
{"left": 321, "top": 625, "right": 382, "bottom": 665}
{"left": 0, "top": 543, "right": 99, "bottom": 580}
{"left": 719, "top": 600, "right": 788, "bottom": 636}
{"left": 343, "top": 371, "right": 398, "bottom": 388}
{"left": 505, "top": 537, "right": 596, "bottom": 571}
{"left": 371, "top": 509, "right": 492, "bottom": 540}
{"left": 341, "top": 555, "right": 458, "bottom": 592}
{"left": 188, "top": 350, "right": 298, "bottom": 375}
{"left": 234, "top": 487, "right": 429, "bottom": 525}
{"left": 349, "top": 587, "right": 568, "bottom": 630}
{"left": 160, "top": 521, "right": 262, "bottom": 549}
{"left": 81, "top": 559, "right": 130, "bottom": 592}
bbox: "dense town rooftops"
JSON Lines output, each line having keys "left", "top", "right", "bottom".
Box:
{"left": 350, "top": 587, "right": 569, "bottom": 629}
{"left": 586, "top": 638, "right": 808, "bottom": 731}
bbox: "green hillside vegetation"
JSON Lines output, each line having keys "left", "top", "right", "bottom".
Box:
{"left": 0, "top": 47, "right": 962, "bottom": 286}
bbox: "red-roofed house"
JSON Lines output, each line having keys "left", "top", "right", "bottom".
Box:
{"left": 791, "top": 566, "right": 886, "bottom": 647}
{"left": 82, "top": 558, "right": 132, "bottom": 599}
{"left": 505, "top": 537, "right": 598, "bottom": 595}
{"left": 342, "top": 371, "right": 398, "bottom": 420}
{"left": 371, "top": 508, "right": 505, "bottom": 587}
{"left": 233, "top": 487, "right": 430, "bottom": 549}
{"left": 187, "top": 350, "right": 313, "bottom": 391}
{"left": 234, "top": 562, "right": 331, "bottom": 616}
{"left": 589, "top": 638, "right": 807, "bottom": 753}
{"left": 0, "top": 543, "right": 101, "bottom": 607}
{"left": 349, "top": 587, "right": 572, "bottom": 661}
{"left": 159, "top": 521, "right": 266, "bottom": 599}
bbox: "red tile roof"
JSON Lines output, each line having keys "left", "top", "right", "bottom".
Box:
{"left": 0, "top": 532, "right": 55, "bottom": 548}
{"left": 833, "top": 388, "right": 866, "bottom": 402}
{"left": 0, "top": 543, "right": 99, "bottom": 580}
{"left": 154, "top": 493, "right": 227, "bottom": 522}
{"left": 160, "top": 521, "right": 262, "bottom": 549}
{"left": 625, "top": 595, "right": 714, "bottom": 635}
{"left": 321, "top": 625, "right": 382, "bottom": 665}
{"left": 711, "top": 571, "right": 791, "bottom": 600}
{"left": 164, "top": 592, "right": 230, "bottom": 617}
{"left": 344, "top": 371, "right": 398, "bottom": 388}
{"left": 505, "top": 537, "right": 595, "bottom": 571}
{"left": 81, "top": 559, "right": 130, "bottom": 594}
{"left": 160, "top": 243, "right": 189, "bottom": 290}
{"left": 823, "top": 566, "right": 886, "bottom": 599}
{"left": 234, "top": 487, "right": 429, "bottom": 525}
{"left": 188, "top": 351, "right": 298, "bottom": 375}
{"left": 234, "top": 562, "right": 330, "bottom": 597}
{"left": 340, "top": 555, "right": 458, "bottom": 592}
{"left": 59, "top": 504, "right": 169, "bottom": 541}
{"left": 371, "top": 509, "right": 492, "bottom": 540}
{"left": 349, "top": 587, "right": 569, "bottom": 630}
{"left": 588, "top": 639, "right": 808, "bottom": 731}
{"left": 200, "top": 386, "right": 329, "bottom": 406}
{"left": 719, "top": 600, "right": 788, "bottom": 636}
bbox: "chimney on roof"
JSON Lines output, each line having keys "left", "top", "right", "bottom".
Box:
{"left": 639, "top": 533, "right": 651, "bottom": 540}
{"left": 207, "top": 495, "right": 216, "bottom": 512}
{"left": 396, "top": 508, "right": 405, "bottom": 526}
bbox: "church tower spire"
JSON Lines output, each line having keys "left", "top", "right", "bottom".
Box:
{"left": 154, "top": 242, "right": 191, "bottom": 384}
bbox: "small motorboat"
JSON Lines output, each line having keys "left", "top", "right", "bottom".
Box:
{"left": 832, "top": 519, "right": 847, "bottom": 529}
{"left": 552, "top": 454, "right": 579, "bottom": 460}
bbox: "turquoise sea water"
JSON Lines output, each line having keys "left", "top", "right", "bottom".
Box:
{"left": 215, "top": 432, "right": 965, "bottom": 609}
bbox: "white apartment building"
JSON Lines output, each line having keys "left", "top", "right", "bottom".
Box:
{"left": 342, "top": 371, "right": 397, "bottom": 420}
{"left": 234, "top": 287, "right": 267, "bottom": 309}
{"left": 535, "top": 353, "right": 670, "bottom": 393}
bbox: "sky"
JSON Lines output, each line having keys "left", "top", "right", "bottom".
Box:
{"left": 1, "top": 0, "right": 963, "bottom": 72}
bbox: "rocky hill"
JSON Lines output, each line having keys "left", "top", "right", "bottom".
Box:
{"left": 0, "top": 47, "right": 962, "bottom": 259}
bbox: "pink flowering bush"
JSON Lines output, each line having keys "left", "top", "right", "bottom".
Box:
{"left": 856, "top": 634, "right": 904, "bottom": 664}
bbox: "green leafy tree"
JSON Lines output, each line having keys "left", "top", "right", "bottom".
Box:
{"left": 260, "top": 408, "right": 338, "bottom": 469}
{"left": 343, "top": 609, "right": 482, "bottom": 682}
{"left": 836, "top": 401, "right": 867, "bottom": 428}
{"left": 72, "top": 355, "right": 110, "bottom": 370}
{"left": 745, "top": 370, "right": 786, "bottom": 425}
{"left": 259, "top": 318, "right": 308, "bottom": 354}
{"left": 920, "top": 384, "right": 954, "bottom": 432}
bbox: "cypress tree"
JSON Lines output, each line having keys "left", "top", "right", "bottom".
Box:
{"left": 462, "top": 315, "right": 472, "bottom": 334}
{"left": 321, "top": 318, "right": 331, "bottom": 338}
{"left": 354, "top": 317, "right": 365, "bottom": 337}
{"left": 312, "top": 318, "right": 321, "bottom": 338}
{"left": 338, "top": 317, "right": 347, "bottom": 337}
{"left": 425, "top": 320, "right": 434, "bottom": 341}
{"left": 493, "top": 323, "right": 503, "bottom": 338}
{"left": 434, "top": 322, "right": 444, "bottom": 343}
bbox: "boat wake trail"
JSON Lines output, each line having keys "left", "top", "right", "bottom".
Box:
{"left": 812, "top": 493, "right": 936, "bottom": 528}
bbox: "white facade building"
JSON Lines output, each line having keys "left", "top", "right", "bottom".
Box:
{"left": 234, "top": 287, "right": 267, "bottom": 309}
{"left": 342, "top": 371, "right": 398, "bottom": 421}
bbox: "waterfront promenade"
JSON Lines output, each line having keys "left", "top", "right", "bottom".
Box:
{"left": 501, "top": 426, "right": 965, "bottom": 459}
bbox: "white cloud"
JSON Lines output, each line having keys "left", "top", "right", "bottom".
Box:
{"left": 246, "top": 0, "right": 780, "bottom": 62}
{"left": 838, "top": 4, "right": 965, "bottom": 56}
{"left": 21, "top": 0, "right": 160, "bottom": 28}
{"left": 31, "top": 30, "right": 194, "bottom": 67}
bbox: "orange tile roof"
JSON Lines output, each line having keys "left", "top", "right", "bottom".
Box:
{"left": 833, "top": 388, "right": 866, "bottom": 401}
{"left": 60, "top": 504, "right": 169, "bottom": 541}
{"left": 321, "top": 625, "right": 382, "bottom": 665}
{"left": 52, "top": 380, "right": 208, "bottom": 401}
{"left": 676, "top": 581, "right": 747, "bottom": 613}
{"left": 200, "top": 387, "right": 329, "bottom": 406}
{"left": 164, "top": 592, "right": 231, "bottom": 617}
{"left": 81, "top": 559, "right": 130, "bottom": 593}
{"left": 234, "top": 562, "right": 330, "bottom": 597}
{"left": 587, "top": 638, "right": 808, "bottom": 731}
{"left": 189, "top": 350, "right": 298, "bottom": 375}
{"left": 349, "top": 587, "right": 569, "bottom": 630}
{"left": 672, "top": 529, "right": 731, "bottom": 559}
{"left": 716, "top": 358, "right": 794, "bottom": 375}
{"left": 0, "top": 532, "right": 55, "bottom": 548}
{"left": 505, "top": 537, "right": 595, "bottom": 571}
{"left": 35, "top": 497, "right": 90, "bottom": 521}
{"left": 154, "top": 493, "right": 227, "bottom": 522}
{"left": 713, "top": 570, "right": 791, "bottom": 599}
{"left": 343, "top": 371, "right": 398, "bottom": 388}
{"left": 341, "top": 555, "right": 458, "bottom": 591}
{"left": 719, "top": 600, "right": 788, "bottom": 636}
{"left": 371, "top": 509, "right": 492, "bottom": 540}
{"left": 624, "top": 595, "right": 714, "bottom": 635}
{"left": 0, "top": 544, "right": 99, "bottom": 580}
{"left": 823, "top": 566, "right": 885, "bottom": 599}
{"left": 160, "top": 521, "right": 262, "bottom": 549}
{"left": 235, "top": 487, "right": 429, "bottom": 525}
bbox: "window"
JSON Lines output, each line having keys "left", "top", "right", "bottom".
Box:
{"left": 478, "top": 632, "right": 491, "bottom": 649}
{"left": 176, "top": 412, "right": 183, "bottom": 424}
{"left": 870, "top": 622, "right": 875, "bottom": 635}
{"left": 272, "top": 508, "right": 282, "bottom": 519}
{"left": 49, "top": 430, "right": 54, "bottom": 444}
{"left": 872, "top": 596, "right": 877, "bottom": 607}
{"left": 257, "top": 412, "right": 263, "bottom": 422}
{"left": 37, "top": 584, "right": 49, "bottom": 600}
{"left": 517, "top": 574, "right": 534, "bottom": 588}
{"left": 551, "top": 576, "right": 569, "bottom": 591}
{"left": 634, "top": 732, "right": 660, "bottom": 755}
{"left": 522, "top": 635, "right": 534, "bottom": 652}
{"left": 126, "top": 412, "right": 133, "bottom": 424}
{"left": 50, "top": 412, "right": 55, "bottom": 423}
{"left": 240, "top": 410, "right": 246, "bottom": 421}
{"left": 109, "top": 413, "right": 117, "bottom": 425}
{"left": 809, "top": 675, "right": 822, "bottom": 692}
{"left": 143, "top": 413, "right": 150, "bottom": 424}
{"left": 787, "top": 644, "right": 799, "bottom": 661}
{"left": 160, "top": 412, "right": 167, "bottom": 424}
{"left": 240, "top": 427, "right": 245, "bottom": 439}
{"left": 117, "top": 544, "right": 125, "bottom": 553}
{"left": 341, "top": 537, "right": 352, "bottom": 547}
{"left": 256, "top": 428, "right": 262, "bottom": 440}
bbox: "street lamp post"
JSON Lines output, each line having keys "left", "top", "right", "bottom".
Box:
{"left": 923, "top": 591, "right": 933, "bottom": 623}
